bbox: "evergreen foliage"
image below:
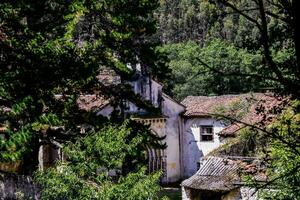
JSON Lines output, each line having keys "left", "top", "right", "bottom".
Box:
{"left": 156, "top": 0, "right": 298, "bottom": 97}
{"left": 35, "top": 122, "right": 163, "bottom": 200}
{"left": 261, "top": 100, "right": 300, "bottom": 199}
{"left": 0, "top": 0, "right": 166, "bottom": 167}
{"left": 159, "top": 39, "right": 266, "bottom": 100}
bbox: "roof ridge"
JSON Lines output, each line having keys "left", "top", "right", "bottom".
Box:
{"left": 182, "top": 92, "right": 266, "bottom": 101}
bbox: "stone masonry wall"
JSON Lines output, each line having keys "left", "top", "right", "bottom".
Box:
{"left": 0, "top": 172, "right": 39, "bottom": 200}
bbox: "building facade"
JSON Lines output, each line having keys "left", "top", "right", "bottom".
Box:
{"left": 38, "top": 69, "right": 279, "bottom": 185}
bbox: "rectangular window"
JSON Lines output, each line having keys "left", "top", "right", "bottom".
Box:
{"left": 197, "top": 162, "right": 201, "bottom": 170}
{"left": 200, "top": 126, "right": 214, "bottom": 141}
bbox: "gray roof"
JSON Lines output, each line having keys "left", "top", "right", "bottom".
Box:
{"left": 182, "top": 157, "right": 241, "bottom": 192}
{"left": 182, "top": 156, "right": 267, "bottom": 192}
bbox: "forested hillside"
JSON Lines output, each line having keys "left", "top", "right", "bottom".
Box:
{"left": 155, "top": 0, "right": 295, "bottom": 100}
{"left": 155, "top": 1, "right": 300, "bottom": 199}
{"left": 0, "top": 0, "right": 299, "bottom": 199}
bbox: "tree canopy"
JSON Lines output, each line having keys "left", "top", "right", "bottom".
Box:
{"left": 0, "top": 0, "right": 166, "bottom": 166}
{"left": 159, "top": 39, "right": 267, "bottom": 100}
{"left": 35, "top": 122, "right": 163, "bottom": 200}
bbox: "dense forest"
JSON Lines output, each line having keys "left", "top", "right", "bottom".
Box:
{"left": 155, "top": 0, "right": 296, "bottom": 100}
{"left": 154, "top": 1, "right": 300, "bottom": 199}
{"left": 0, "top": 0, "right": 299, "bottom": 199}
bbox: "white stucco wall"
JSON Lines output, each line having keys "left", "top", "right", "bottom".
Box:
{"left": 240, "top": 187, "right": 258, "bottom": 200}
{"left": 127, "top": 78, "right": 162, "bottom": 113}
{"left": 96, "top": 75, "right": 185, "bottom": 183}
{"left": 150, "top": 80, "right": 162, "bottom": 108}
{"left": 182, "top": 117, "right": 226, "bottom": 177}
{"left": 162, "top": 94, "right": 185, "bottom": 183}
{"left": 96, "top": 105, "right": 114, "bottom": 117}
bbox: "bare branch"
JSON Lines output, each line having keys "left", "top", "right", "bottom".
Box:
{"left": 257, "top": 0, "right": 287, "bottom": 85}
{"left": 217, "top": 0, "right": 262, "bottom": 30}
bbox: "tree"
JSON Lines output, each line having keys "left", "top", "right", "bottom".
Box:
{"left": 259, "top": 100, "right": 300, "bottom": 200}
{"left": 204, "top": 0, "right": 300, "bottom": 199}
{"left": 211, "top": 0, "right": 299, "bottom": 97}
{"left": 157, "top": 0, "right": 300, "bottom": 198}
{"left": 35, "top": 122, "right": 163, "bottom": 200}
{"left": 158, "top": 39, "right": 266, "bottom": 100}
{"left": 155, "top": 0, "right": 263, "bottom": 48}
{"left": 0, "top": 0, "right": 166, "bottom": 173}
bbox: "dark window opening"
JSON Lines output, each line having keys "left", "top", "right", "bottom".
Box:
{"left": 200, "top": 126, "right": 214, "bottom": 141}
{"left": 197, "top": 162, "right": 201, "bottom": 170}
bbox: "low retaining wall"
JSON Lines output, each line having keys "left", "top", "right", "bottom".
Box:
{"left": 0, "top": 172, "right": 40, "bottom": 200}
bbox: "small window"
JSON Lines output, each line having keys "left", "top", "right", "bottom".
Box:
{"left": 197, "top": 162, "right": 201, "bottom": 170}
{"left": 200, "top": 126, "right": 214, "bottom": 141}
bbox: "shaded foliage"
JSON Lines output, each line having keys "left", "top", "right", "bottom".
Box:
{"left": 0, "top": 0, "right": 166, "bottom": 169}
{"left": 159, "top": 39, "right": 266, "bottom": 100}
{"left": 35, "top": 123, "right": 163, "bottom": 200}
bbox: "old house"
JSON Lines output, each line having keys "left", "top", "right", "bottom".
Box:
{"left": 180, "top": 94, "right": 280, "bottom": 178}
{"left": 37, "top": 68, "right": 281, "bottom": 185}
{"left": 39, "top": 69, "right": 185, "bottom": 184}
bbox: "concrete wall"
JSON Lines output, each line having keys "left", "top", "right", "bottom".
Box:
{"left": 162, "top": 94, "right": 185, "bottom": 183}
{"left": 125, "top": 77, "right": 162, "bottom": 114}
{"left": 182, "top": 186, "right": 192, "bottom": 200}
{"left": 222, "top": 189, "right": 241, "bottom": 200}
{"left": 150, "top": 80, "right": 162, "bottom": 108}
{"left": 182, "top": 117, "right": 226, "bottom": 177}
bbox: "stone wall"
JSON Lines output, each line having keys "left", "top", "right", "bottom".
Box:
{"left": 0, "top": 172, "right": 39, "bottom": 200}
{"left": 181, "top": 186, "right": 258, "bottom": 200}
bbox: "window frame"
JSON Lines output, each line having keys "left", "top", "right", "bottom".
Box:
{"left": 200, "top": 125, "right": 214, "bottom": 142}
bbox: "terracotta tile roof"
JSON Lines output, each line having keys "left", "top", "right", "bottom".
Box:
{"left": 77, "top": 94, "right": 110, "bottom": 112}
{"left": 182, "top": 156, "right": 266, "bottom": 191}
{"left": 181, "top": 93, "right": 283, "bottom": 136}
{"left": 55, "top": 69, "right": 118, "bottom": 112}
{"left": 96, "top": 69, "right": 121, "bottom": 86}
{"left": 181, "top": 94, "right": 251, "bottom": 117}
{"left": 0, "top": 126, "right": 7, "bottom": 132}
{"left": 219, "top": 94, "right": 283, "bottom": 136}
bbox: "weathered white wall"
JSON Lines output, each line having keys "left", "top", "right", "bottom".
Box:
{"left": 222, "top": 189, "right": 241, "bottom": 200}
{"left": 127, "top": 78, "right": 162, "bottom": 113}
{"left": 96, "top": 75, "right": 185, "bottom": 183}
{"left": 182, "top": 117, "right": 226, "bottom": 177}
{"left": 96, "top": 105, "right": 114, "bottom": 117}
{"left": 150, "top": 80, "right": 162, "bottom": 108}
{"left": 162, "top": 94, "right": 185, "bottom": 183}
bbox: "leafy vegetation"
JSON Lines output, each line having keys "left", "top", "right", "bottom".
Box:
{"left": 1, "top": 0, "right": 299, "bottom": 199}
{"left": 0, "top": 0, "right": 164, "bottom": 165}
{"left": 159, "top": 40, "right": 265, "bottom": 100}
{"left": 35, "top": 122, "right": 162, "bottom": 200}
{"left": 0, "top": 0, "right": 166, "bottom": 198}
{"left": 156, "top": 1, "right": 299, "bottom": 199}
{"left": 261, "top": 100, "right": 300, "bottom": 199}
{"left": 156, "top": 0, "right": 298, "bottom": 98}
